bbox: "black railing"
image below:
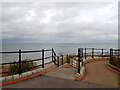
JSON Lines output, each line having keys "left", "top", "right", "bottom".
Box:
{"left": 77, "top": 48, "right": 110, "bottom": 74}
{"left": 77, "top": 48, "right": 120, "bottom": 74}
{"left": 110, "top": 48, "right": 120, "bottom": 68}
{"left": 0, "top": 48, "right": 58, "bottom": 75}
{"left": 83, "top": 48, "right": 109, "bottom": 60}
{"left": 56, "top": 54, "right": 71, "bottom": 67}
{"left": 1, "top": 47, "right": 119, "bottom": 76}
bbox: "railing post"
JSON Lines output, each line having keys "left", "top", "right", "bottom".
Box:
{"left": 67, "top": 54, "right": 69, "bottom": 63}
{"left": 92, "top": 48, "right": 94, "bottom": 59}
{"left": 19, "top": 49, "right": 22, "bottom": 74}
{"left": 102, "top": 48, "right": 103, "bottom": 58}
{"left": 52, "top": 48, "right": 53, "bottom": 62}
{"left": 57, "top": 56, "right": 59, "bottom": 67}
{"left": 53, "top": 51, "right": 56, "bottom": 65}
{"left": 85, "top": 48, "right": 86, "bottom": 60}
{"left": 110, "top": 48, "right": 113, "bottom": 64}
{"left": 78, "top": 48, "right": 80, "bottom": 74}
{"left": 118, "top": 48, "right": 119, "bottom": 57}
{"left": 42, "top": 49, "right": 44, "bottom": 68}
{"left": 81, "top": 48, "right": 84, "bottom": 66}
{"left": 62, "top": 55, "right": 63, "bottom": 65}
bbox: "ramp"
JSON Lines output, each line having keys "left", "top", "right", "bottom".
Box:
{"left": 43, "top": 67, "right": 77, "bottom": 80}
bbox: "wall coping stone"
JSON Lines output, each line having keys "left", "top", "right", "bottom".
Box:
{"left": 1, "top": 63, "right": 55, "bottom": 82}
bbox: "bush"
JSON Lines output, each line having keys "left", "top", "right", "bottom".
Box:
{"left": 9, "top": 59, "right": 37, "bottom": 74}
{"left": 69, "top": 54, "right": 77, "bottom": 58}
{"left": 55, "top": 54, "right": 77, "bottom": 66}
{"left": 111, "top": 57, "right": 120, "bottom": 68}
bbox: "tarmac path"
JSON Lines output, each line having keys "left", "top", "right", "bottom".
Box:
{"left": 3, "top": 66, "right": 116, "bottom": 88}
{"left": 82, "top": 60, "right": 119, "bottom": 87}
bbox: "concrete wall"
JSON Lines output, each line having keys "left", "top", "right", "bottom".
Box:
{"left": 0, "top": 63, "right": 54, "bottom": 83}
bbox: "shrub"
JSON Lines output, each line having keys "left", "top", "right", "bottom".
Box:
{"left": 9, "top": 59, "right": 37, "bottom": 74}
{"left": 111, "top": 57, "right": 120, "bottom": 68}
{"left": 69, "top": 54, "right": 77, "bottom": 58}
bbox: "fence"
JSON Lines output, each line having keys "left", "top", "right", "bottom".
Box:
{"left": 83, "top": 48, "right": 109, "bottom": 59}
{"left": 0, "top": 48, "right": 58, "bottom": 75}
{"left": 0, "top": 48, "right": 77, "bottom": 76}
{"left": 110, "top": 49, "right": 120, "bottom": 68}
{"left": 77, "top": 48, "right": 111, "bottom": 74}
{"left": 56, "top": 54, "right": 77, "bottom": 67}
{"left": 1, "top": 47, "right": 119, "bottom": 76}
{"left": 77, "top": 48, "right": 120, "bottom": 74}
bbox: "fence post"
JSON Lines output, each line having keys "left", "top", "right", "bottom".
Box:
{"left": 81, "top": 48, "right": 84, "bottom": 66}
{"left": 67, "top": 54, "right": 69, "bottom": 63}
{"left": 85, "top": 48, "right": 86, "bottom": 60}
{"left": 110, "top": 48, "right": 113, "bottom": 64}
{"left": 42, "top": 49, "right": 44, "bottom": 68}
{"left": 118, "top": 49, "right": 119, "bottom": 57}
{"left": 57, "top": 56, "right": 59, "bottom": 67}
{"left": 19, "top": 49, "right": 22, "bottom": 74}
{"left": 62, "top": 55, "right": 63, "bottom": 65}
{"left": 78, "top": 48, "right": 80, "bottom": 74}
{"left": 52, "top": 48, "right": 53, "bottom": 62}
{"left": 102, "top": 48, "right": 103, "bottom": 58}
{"left": 92, "top": 48, "right": 94, "bottom": 59}
{"left": 53, "top": 51, "right": 56, "bottom": 65}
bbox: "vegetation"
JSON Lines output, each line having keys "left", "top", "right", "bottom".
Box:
{"left": 111, "top": 57, "right": 120, "bottom": 68}
{"left": 56, "top": 54, "right": 77, "bottom": 66}
{"left": 1, "top": 59, "right": 37, "bottom": 77}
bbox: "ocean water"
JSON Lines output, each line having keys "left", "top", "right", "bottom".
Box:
{"left": 1, "top": 43, "right": 118, "bottom": 63}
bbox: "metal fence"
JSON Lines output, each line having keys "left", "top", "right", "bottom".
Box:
{"left": 110, "top": 49, "right": 120, "bottom": 68}
{"left": 1, "top": 47, "right": 119, "bottom": 76}
{"left": 0, "top": 48, "right": 58, "bottom": 75}
{"left": 83, "top": 48, "right": 109, "bottom": 59}
{"left": 77, "top": 48, "right": 120, "bottom": 74}
{"left": 0, "top": 48, "right": 75, "bottom": 76}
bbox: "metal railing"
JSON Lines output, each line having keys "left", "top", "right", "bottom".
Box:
{"left": 0, "top": 48, "right": 58, "bottom": 75}
{"left": 1, "top": 47, "right": 119, "bottom": 76}
{"left": 77, "top": 48, "right": 120, "bottom": 74}
{"left": 0, "top": 48, "right": 74, "bottom": 76}
{"left": 110, "top": 48, "right": 120, "bottom": 68}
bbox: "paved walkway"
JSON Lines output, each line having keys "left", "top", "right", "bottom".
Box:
{"left": 82, "top": 60, "right": 119, "bottom": 87}
{"left": 2, "top": 60, "right": 118, "bottom": 88}
{"left": 43, "top": 67, "right": 76, "bottom": 80}
{"left": 3, "top": 72, "right": 114, "bottom": 88}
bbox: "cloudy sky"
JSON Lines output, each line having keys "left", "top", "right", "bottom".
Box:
{"left": 2, "top": 2, "right": 118, "bottom": 43}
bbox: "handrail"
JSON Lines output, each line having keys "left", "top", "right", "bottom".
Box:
{"left": 83, "top": 48, "right": 108, "bottom": 50}
{"left": 0, "top": 48, "right": 59, "bottom": 76}
{"left": 1, "top": 47, "right": 118, "bottom": 76}
{"left": 0, "top": 49, "right": 52, "bottom": 54}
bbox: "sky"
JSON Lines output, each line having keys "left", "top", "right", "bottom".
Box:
{"left": 1, "top": 2, "right": 118, "bottom": 43}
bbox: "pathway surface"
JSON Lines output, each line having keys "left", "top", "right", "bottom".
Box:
{"left": 3, "top": 73, "right": 114, "bottom": 88}
{"left": 2, "top": 60, "right": 118, "bottom": 88}
{"left": 43, "top": 67, "right": 76, "bottom": 80}
{"left": 82, "top": 60, "right": 119, "bottom": 87}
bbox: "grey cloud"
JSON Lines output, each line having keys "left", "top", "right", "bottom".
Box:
{"left": 2, "top": 2, "right": 118, "bottom": 43}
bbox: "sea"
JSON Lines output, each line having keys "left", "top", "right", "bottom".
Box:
{"left": 1, "top": 43, "right": 118, "bottom": 63}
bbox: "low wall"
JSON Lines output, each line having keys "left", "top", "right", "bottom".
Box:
{"left": 107, "top": 63, "right": 120, "bottom": 74}
{"left": 0, "top": 63, "right": 56, "bottom": 85}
